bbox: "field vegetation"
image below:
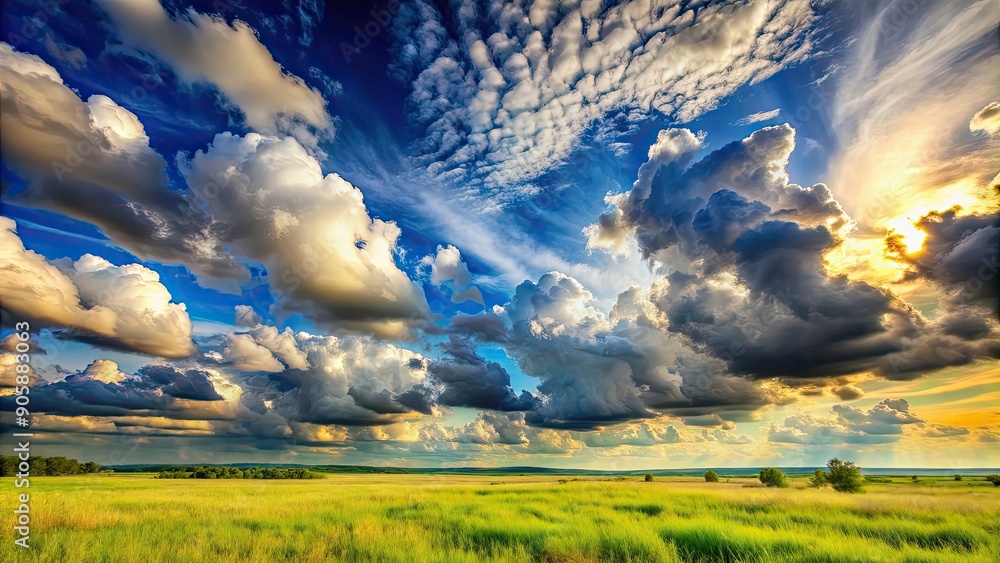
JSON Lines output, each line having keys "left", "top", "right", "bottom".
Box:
{"left": 2, "top": 472, "right": 998, "bottom": 562}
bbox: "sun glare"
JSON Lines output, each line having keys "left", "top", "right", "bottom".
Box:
{"left": 886, "top": 216, "right": 928, "bottom": 255}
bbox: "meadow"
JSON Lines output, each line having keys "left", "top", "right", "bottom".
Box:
{"left": 1, "top": 473, "right": 998, "bottom": 562}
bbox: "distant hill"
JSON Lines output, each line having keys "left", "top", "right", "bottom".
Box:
{"left": 103, "top": 464, "right": 1000, "bottom": 476}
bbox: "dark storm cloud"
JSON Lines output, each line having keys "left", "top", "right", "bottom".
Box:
{"left": 589, "top": 125, "right": 997, "bottom": 383}
{"left": 2, "top": 360, "right": 228, "bottom": 418}
{"left": 427, "top": 336, "right": 536, "bottom": 412}
{"left": 138, "top": 365, "right": 224, "bottom": 401}
{"left": 891, "top": 209, "right": 999, "bottom": 305}
{"left": 449, "top": 312, "right": 510, "bottom": 342}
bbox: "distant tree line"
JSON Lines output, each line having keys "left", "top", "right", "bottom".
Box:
{"left": 0, "top": 456, "right": 100, "bottom": 476}
{"left": 156, "top": 466, "right": 323, "bottom": 479}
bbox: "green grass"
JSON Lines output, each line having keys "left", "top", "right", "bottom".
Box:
{"left": 1, "top": 474, "right": 998, "bottom": 562}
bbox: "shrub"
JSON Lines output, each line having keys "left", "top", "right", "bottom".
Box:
{"left": 809, "top": 468, "right": 827, "bottom": 488}
{"left": 827, "top": 458, "right": 865, "bottom": 493}
{"left": 704, "top": 470, "right": 719, "bottom": 483}
{"left": 986, "top": 475, "right": 1000, "bottom": 487}
{"left": 644, "top": 473, "right": 654, "bottom": 482}
{"left": 758, "top": 467, "right": 788, "bottom": 488}
{"left": 954, "top": 475, "right": 962, "bottom": 481}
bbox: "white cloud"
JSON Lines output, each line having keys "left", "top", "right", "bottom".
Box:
{"left": 0, "top": 218, "right": 194, "bottom": 358}
{"left": 392, "top": 0, "right": 816, "bottom": 202}
{"left": 1, "top": 42, "right": 426, "bottom": 335}
{"left": 179, "top": 132, "right": 430, "bottom": 336}
{"left": 734, "top": 108, "right": 781, "bottom": 126}
{"left": 970, "top": 101, "right": 1000, "bottom": 137}
{"left": 421, "top": 245, "right": 484, "bottom": 305}
{"left": 0, "top": 41, "right": 243, "bottom": 281}
{"left": 95, "top": 0, "right": 332, "bottom": 147}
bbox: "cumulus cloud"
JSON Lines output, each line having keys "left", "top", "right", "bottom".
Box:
{"left": 390, "top": 0, "right": 816, "bottom": 201}
{"left": 234, "top": 305, "right": 263, "bottom": 328}
{"left": 0, "top": 217, "right": 194, "bottom": 358}
{"left": 888, "top": 209, "right": 999, "bottom": 307}
{"left": 213, "top": 325, "right": 432, "bottom": 426}
{"left": 1, "top": 42, "right": 429, "bottom": 336}
{"left": 427, "top": 336, "right": 536, "bottom": 411}
{"left": 95, "top": 0, "right": 332, "bottom": 146}
{"left": 0, "top": 42, "right": 244, "bottom": 281}
{"left": 463, "top": 270, "right": 790, "bottom": 429}
{"left": 2, "top": 359, "right": 233, "bottom": 418}
{"left": 769, "top": 399, "right": 923, "bottom": 445}
{"left": 421, "top": 245, "right": 484, "bottom": 305}
{"left": 585, "top": 125, "right": 996, "bottom": 380}
{"left": 179, "top": 132, "right": 430, "bottom": 336}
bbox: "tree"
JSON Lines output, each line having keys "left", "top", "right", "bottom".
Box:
{"left": 644, "top": 473, "right": 654, "bottom": 482}
{"left": 759, "top": 467, "right": 788, "bottom": 488}
{"left": 0, "top": 456, "right": 16, "bottom": 477}
{"left": 986, "top": 475, "right": 1000, "bottom": 487}
{"left": 704, "top": 470, "right": 719, "bottom": 482}
{"left": 809, "top": 468, "right": 828, "bottom": 488}
{"left": 954, "top": 474, "right": 962, "bottom": 481}
{"left": 826, "top": 458, "right": 864, "bottom": 493}
{"left": 82, "top": 462, "right": 101, "bottom": 474}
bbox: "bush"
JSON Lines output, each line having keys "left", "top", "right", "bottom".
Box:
{"left": 954, "top": 475, "right": 962, "bottom": 481}
{"left": 644, "top": 473, "right": 654, "bottom": 482}
{"left": 986, "top": 475, "right": 1000, "bottom": 487}
{"left": 704, "top": 470, "right": 719, "bottom": 483}
{"left": 758, "top": 467, "right": 787, "bottom": 488}
{"left": 809, "top": 468, "right": 827, "bottom": 488}
{"left": 827, "top": 458, "right": 865, "bottom": 493}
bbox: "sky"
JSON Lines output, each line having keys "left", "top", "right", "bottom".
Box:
{"left": 0, "top": 0, "right": 997, "bottom": 470}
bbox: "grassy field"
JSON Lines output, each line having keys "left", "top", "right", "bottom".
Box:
{"left": 2, "top": 473, "right": 998, "bottom": 562}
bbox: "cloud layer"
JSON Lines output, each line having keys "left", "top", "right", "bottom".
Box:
{"left": 390, "top": 0, "right": 816, "bottom": 201}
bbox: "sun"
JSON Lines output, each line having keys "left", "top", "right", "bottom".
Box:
{"left": 885, "top": 216, "right": 927, "bottom": 255}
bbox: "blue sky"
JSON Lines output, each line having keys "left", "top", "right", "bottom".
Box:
{"left": 1, "top": 0, "right": 998, "bottom": 469}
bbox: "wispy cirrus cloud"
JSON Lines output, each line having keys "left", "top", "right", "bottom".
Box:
{"left": 733, "top": 108, "right": 781, "bottom": 126}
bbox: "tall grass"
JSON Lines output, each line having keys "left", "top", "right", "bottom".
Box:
{"left": 1, "top": 474, "right": 997, "bottom": 562}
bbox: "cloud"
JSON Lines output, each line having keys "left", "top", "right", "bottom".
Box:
{"left": 585, "top": 124, "right": 998, "bottom": 381}
{"left": 829, "top": 0, "right": 999, "bottom": 232}
{"left": 421, "top": 245, "right": 484, "bottom": 305}
{"left": 582, "top": 423, "right": 680, "bottom": 448}
{"left": 0, "top": 218, "right": 194, "bottom": 358}
{"left": 469, "top": 270, "right": 789, "bottom": 429}
{"left": 179, "top": 132, "right": 431, "bottom": 336}
{"left": 389, "top": 0, "right": 816, "bottom": 202}
{"left": 769, "top": 399, "right": 923, "bottom": 446}
{"left": 234, "top": 305, "right": 263, "bottom": 328}
{"left": 1, "top": 43, "right": 428, "bottom": 336}
{"left": 43, "top": 32, "right": 86, "bottom": 69}
{"left": 211, "top": 325, "right": 433, "bottom": 426}
{"left": 0, "top": 42, "right": 244, "bottom": 281}
{"left": 2, "top": 359, "right": 234, "bottom": 418}
{"left": 427, "top": 336, "right": 536, "bottom": 411}
{"left": 734, "top": 108, "right": 781, "bottom": 126}
{"left": 889, "top": 209, "right": 999, "bottom": 307}
{"left": 970, "top": 101, "right": 1000, "bottom": 137}
{"left": 95, "top": 0, "right": 332, "bottom": 147}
